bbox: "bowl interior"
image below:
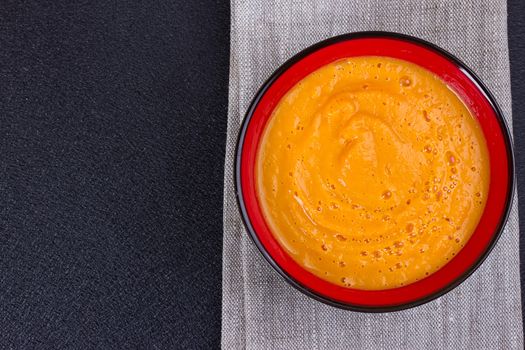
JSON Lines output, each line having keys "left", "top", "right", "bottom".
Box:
{"left": 236, "top": 33, "right": 513, "bottom": 311}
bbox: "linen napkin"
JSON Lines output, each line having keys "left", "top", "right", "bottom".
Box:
{"left": 222, "top": 1, "right": 523, "bottom": 348}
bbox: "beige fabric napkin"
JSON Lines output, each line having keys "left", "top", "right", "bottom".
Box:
{"left": 222, "top": 1, "right": 523, "bottom": 348}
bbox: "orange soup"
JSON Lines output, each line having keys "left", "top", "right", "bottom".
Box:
{"left": 256, "top": 56, "right": 489, "bottom": 290}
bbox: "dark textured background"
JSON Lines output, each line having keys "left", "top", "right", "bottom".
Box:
{"left": 0, "top": 1, "right": 229, "bottom": 349}
{"left": 0, "top": 1, "right": 522, "bottom": 349}
{"left": 509, "top": 0, "right": 525, "bottom": 333}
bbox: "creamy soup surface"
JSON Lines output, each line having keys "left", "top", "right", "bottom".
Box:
{"left": 256, "top": 56, "right": 489, "bottom": 290}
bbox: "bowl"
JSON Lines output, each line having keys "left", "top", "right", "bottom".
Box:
{"left": 235, "top": 32, "right": 514, "bottom": 311}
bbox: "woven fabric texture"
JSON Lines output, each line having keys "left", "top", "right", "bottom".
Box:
{"left": 222, "top": 1, "right": 523, "bottom": 348}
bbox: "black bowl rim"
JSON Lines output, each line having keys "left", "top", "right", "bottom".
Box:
{"left": 234, "top": 31, "right": 515, "bottom": 312}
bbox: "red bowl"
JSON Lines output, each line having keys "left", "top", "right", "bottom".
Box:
{"left": 235, "top": 32, "right": 514, "bottom": 311}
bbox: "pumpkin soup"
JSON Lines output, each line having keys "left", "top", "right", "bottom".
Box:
{"left": 256, "top": 56, "right": 489, "bottom": 290}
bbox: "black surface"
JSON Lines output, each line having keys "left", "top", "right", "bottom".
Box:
{"left": 0, "top": 0, "right": 523, "bottom": 348}
{"left": 508, "top": 0, "right": 525, "bottom": 328}
{"left": 0, "top": 1, "right": 229, "bottom": 349}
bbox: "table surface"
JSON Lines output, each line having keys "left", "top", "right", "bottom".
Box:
{"left": 1, "top": 1, "right": 523, "bottom": 348}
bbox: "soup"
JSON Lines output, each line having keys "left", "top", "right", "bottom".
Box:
{"left": 256, "top": 56, "right": 489, "bottom": 290}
